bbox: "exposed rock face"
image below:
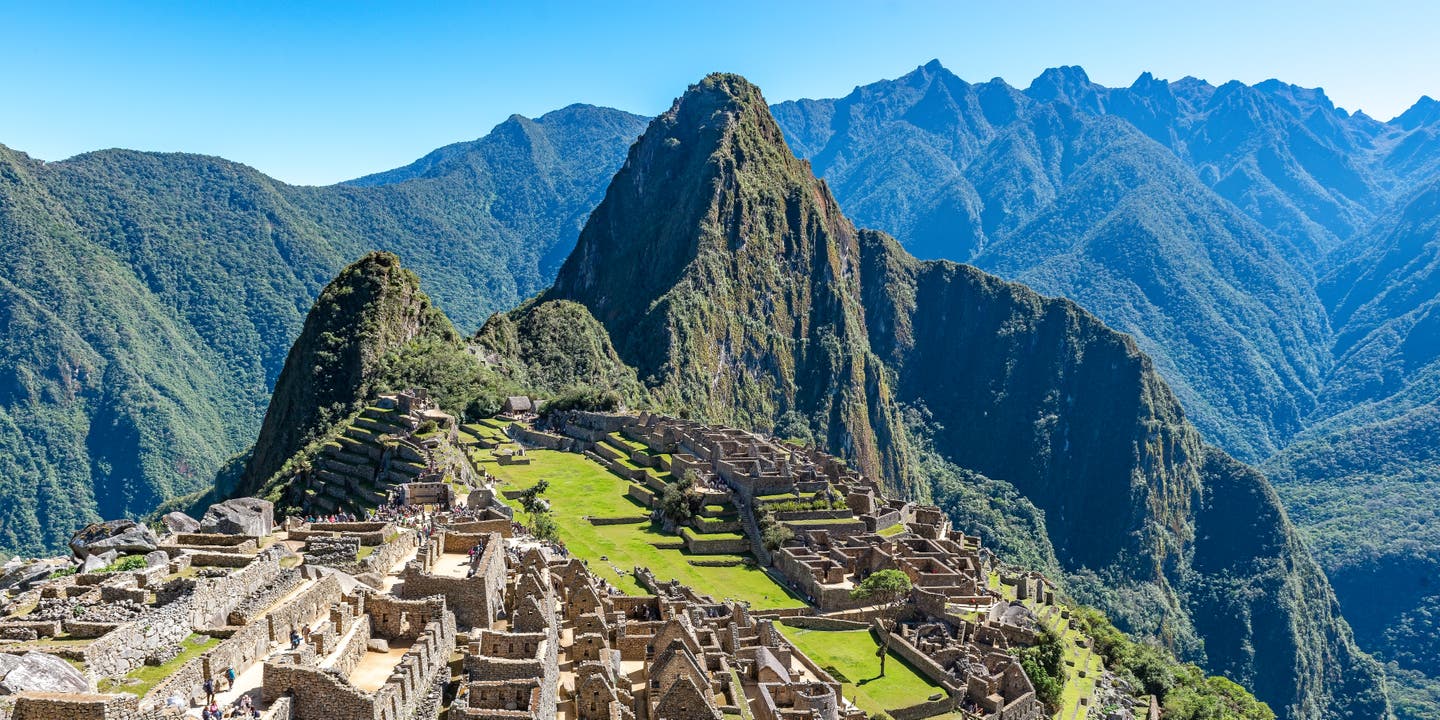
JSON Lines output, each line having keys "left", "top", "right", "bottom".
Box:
{"left": 544, "top": 73, "right": 907, "bottom": 486}
{"left": 200, "top": 498, "right": 275, "bottom": 537}
{"left": 81, "top": 550, "right": 117, "bottom": 573}
{"left": 0, "top": 559, "right": 65, "bottom": 592}
{"left": 519, "top": 73, "right": 1389, "bottom": 720}
{"left": 161, "top": 511, "right": 201, "bottom": 534}
{"left": 67, "top": 519, "right": 158, "bottom": 559}
{"left": 0, "top": 652, "right": 88, "bottom": 694}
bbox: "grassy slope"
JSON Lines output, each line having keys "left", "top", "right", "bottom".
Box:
{"left": 483, "top": 448, "right": 804, "bottom": 610}
{"left": 777, "top": 625, "right": 943, "bottom": 715}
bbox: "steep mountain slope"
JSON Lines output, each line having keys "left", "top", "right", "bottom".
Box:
{"left": 771, "top": 62, "right": 1337, "bottom": 461}
{"left": 0, "top": 105, "right": 646, "bottom": 556}
{"left": 1263, "top": 178, "right": 1440, "bottom": 698}
{"left": 239, "top": 251, "right": 458, "bottom": 494}
{"left": 509, "top": 73, "right": 1388, "bottom": 720}
{"left": 0, "top": 145, "right": 248, "bottom": 553}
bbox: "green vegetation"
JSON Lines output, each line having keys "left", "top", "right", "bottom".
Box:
{"left": 100, "top": 633, "right": 221, "bottom": 697}
{"left": 777, "top": 625, "right": 941, "bottom": 716}
{"left": 487, "top": 449, "right": 802, "bottom": 609}
{"left": 1074, "top": 606, "right": 1273, "bottom": 720}
{"left": 1016, "top": 624, "right": 1066, "bottom": 713}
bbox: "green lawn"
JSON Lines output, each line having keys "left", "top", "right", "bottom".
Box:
{"left": 877, "top": 523, "right": 907, "bottom": 537}
{"left": 778, "top": 625, "right": 943, "bottom": 716}
{"left": 100, "top": 633, "right": 221, "bottom": 697}
{"left": 488, "top": 449, "right": 804, "bottom": 610}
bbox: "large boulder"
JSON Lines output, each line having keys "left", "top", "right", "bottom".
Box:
{"left": 0, "top": 652, "right": 88, "bottom": 694}
{"left": 0, "top": 560, "right": 66, "bottom": 592}
{"left": 200, "top": 498, "right": 275, "bottom": 537}
{"left": 68, "top": 519, "right": 158, "bottom": 560}
{"left": 299, "top": 564, "right": 365, "bottom": 595}
{"left": 81, "top": 550, "right": 117, "bottom": 573}
{"left": 161, "top": 511, "right": 201, "bottom": 534}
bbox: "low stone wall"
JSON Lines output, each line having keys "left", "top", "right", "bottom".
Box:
{"left": 679, "top": 529, "right": 749, "bottom": 555}
{"left": 288, "top": 529, "right": 386, "bottom": 546}
{"left": 360, "top": 528, "right": 418, "bottom": 575}
{"left": 889, "top": 697, "right": 955, "bottom": 720}
{"left": 447, "top": 519, "right": 512, "bottom": 538}
{"left": 84, "top": 595, "right": 195, "bottom": 681}
{"left": 588, "top": 515, "right": 650, "bottom": 526}
{"left": 9, "top": 692, "right": 183, "bottom": 720}
{"left": 508, "top": 424, "right": 574, "bottom": 451}
{"left": 185, "top": 551, "right": 259, "bottom": 568}
{"left": 62, "top": 621, "right": 118, "bottom": 639}
{"left": 776, "top": 616, "right": 869, "bottom": 630}
{"left": 874, "top": 622, "right": 963, "bottom": 694}
{"left": 627, "top": 484, "right": 656, "bottom": 508}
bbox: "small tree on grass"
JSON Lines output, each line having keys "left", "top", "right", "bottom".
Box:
{"left": 656, "top": 470, "right": 703, "bottom": 530}
{"left": 518, "top": 479, "right": 550, "bottom": 515}
{"left": 530, "top": 512, "right": 560, "bottom": 542}
{"left": 850, "top": 569, "right": 912, "bottom": 677}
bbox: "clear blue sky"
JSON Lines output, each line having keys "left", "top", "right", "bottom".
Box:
{"left": 2, "top": 0, "right": 1434, "bottom": 185}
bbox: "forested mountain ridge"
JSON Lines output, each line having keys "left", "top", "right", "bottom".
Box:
{"left": 500, "top": 73, "right": 1389, "bottom": 720}
{"left": 0, "top": 105, "right": 645, "bottom": 556}
{"left": 768, "top": 66, "right": 1440, "bottom": 713}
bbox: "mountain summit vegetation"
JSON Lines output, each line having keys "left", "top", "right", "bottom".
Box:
{"left": 493, "top": 73, "right": 1390, "bottom": 720}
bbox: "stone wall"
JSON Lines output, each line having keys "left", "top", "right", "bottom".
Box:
{"left": 323, "top": 615, "right": 371, "bottom": 679}
{"left": 265, "top": 576, "right": 343, "bottom": 645}
{"left": 508, "top": 424, "right": 575, "bottom": 451}
{"left": 873, "top": 622, "right": 963, "bottom": 694}
{"left": 359, "top": 528, "right": 417, "bottom": 575}
{"left": 188, "top": 547, "right": 288, "bottom": 628}
{"left": 84, "top": 595, "right": 195, "bottom": 681}
{"left": 397, "top": 534, "right": 504, "bottom": 629}
{"left": 9, "top": 692, "right": 183, "bottom": 720}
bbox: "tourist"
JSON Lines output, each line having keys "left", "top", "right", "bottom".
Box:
{"left": 225, "top": 665, "right": 236, "bottom": 690}
{"left": 203, "top": 676, "right": 215, "bottom": 703}
{"left": 289, "top": 628, "right": 301, "bottom": 650}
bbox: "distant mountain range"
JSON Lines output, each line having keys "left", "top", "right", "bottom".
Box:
{"left": 1, "top": 61, "right": 1437, "bottom": 716}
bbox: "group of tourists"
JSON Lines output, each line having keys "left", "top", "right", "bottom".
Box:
{"left": 179, "top": 665, "right": 258, "bottom": 718}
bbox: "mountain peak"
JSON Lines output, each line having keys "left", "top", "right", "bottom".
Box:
{"left": 239, "top": 251, "right": 455, "bottom": 496}
{"left": 1026, "top": 65, "right": 1105, "bottom": 111}
{"left": 1393, "top": 94, "right": 1440, "bottom": 129}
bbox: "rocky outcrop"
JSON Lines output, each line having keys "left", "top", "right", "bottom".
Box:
{"left": 161, "top": 511, "right": 201, "bottom": 534}
{"left": 67, "top": 519, "right": 158, "bottom": 560}
{"left": 200, "top": 498, "right": 275, "bottom": 537}
{"left": 0, "top": 652, "right": 88, "bottom": 694}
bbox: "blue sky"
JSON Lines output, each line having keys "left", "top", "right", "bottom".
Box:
{"left": 2, "top": 0, "right": 1434, "bottom": 185}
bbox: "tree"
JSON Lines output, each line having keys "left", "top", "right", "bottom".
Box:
{"left": 762, "top": 523, "right": 794, "bottom": 551}
{"left": 850, "top": 569, "right": 912, "bottom": 677}
{"left": 1018, "top": 624, "right": 1067, "bottom": 712}
{"left": 530, "top": 512, "right": 560, "bottom": 542}
{"left": 518, "top": 479, "right": 551, "bottom": 515}
{"left": 657, "top": 471, "right": 702, "bottom": 529}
